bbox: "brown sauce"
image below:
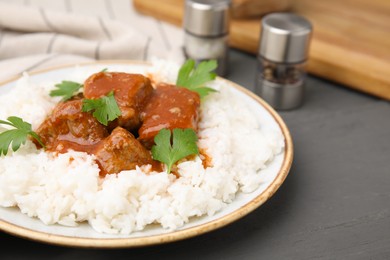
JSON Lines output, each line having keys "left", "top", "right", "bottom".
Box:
{"left": 138, "top": 83, "right": 200, "bottom": 148}
{"left": 35, "top": 72, "right": 203, "bottom": 176}
{"left": 199, "top": 149, "right": 213, "bottom": 168}
{"left": 46, "top": 139, "right": 100, "bottom": 155}
{"left": 84, "top": 72, "right": 154, "bottom": 132}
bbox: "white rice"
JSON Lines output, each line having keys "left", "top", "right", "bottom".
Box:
{"left": 0, "top": 60, "right": 284, "bottom": 234}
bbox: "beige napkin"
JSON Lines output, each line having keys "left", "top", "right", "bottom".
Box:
{"left": 0, "top": 2, "right": 149, "bottom": 61}
{"left": 0, "top": 0, "right": 184, "bottom": 82}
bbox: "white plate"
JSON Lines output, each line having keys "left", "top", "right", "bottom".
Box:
{"left": 0, "top": 61, "right": 293, "bottom": 248}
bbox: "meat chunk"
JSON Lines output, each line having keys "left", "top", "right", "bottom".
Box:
{"left": 93, "top": 127, "right": 159, "bottom": 175}
{"left": 83, "top": 72, "right": 153, "bottom": 131}
{"left": 138, "top": 83, "right": 200, "bottom": 148}
{"left": 36, "top": 100, "right": 160, "bottom": 175}
{"left": 35, "top": 99, "right": 109, "bottom": 152}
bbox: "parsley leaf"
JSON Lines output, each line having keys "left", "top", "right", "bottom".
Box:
{"left": 176, "top": 59, "right": 218, "bottom": 98}
{"left": 82, "top": 91, "right": 121, "bottom": 126}
{"left": 151, "top": 128, "right": 199, "bottom": 174}
{"left": 50, "top": 81, "right": 83, "bottom": 101}
{"left": 0, "top": 116, "right": 45, "bottom": 156}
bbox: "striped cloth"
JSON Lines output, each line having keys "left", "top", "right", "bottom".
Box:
{"left": 0, "top": 0, "right": 184, "bottom": 82}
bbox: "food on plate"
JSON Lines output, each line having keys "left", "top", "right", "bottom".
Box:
{"left": 93, "top": 126, "right": 160, "bottom": 175}
{"left": 84, "top": 72, "right": 153, "bottom": 131}
{"left": 34, "top": 99, "right": 109, "bottom": 153}
{"left": 151, "top": 128, "right": 199, "bottom": 175}
{"left": 0, "top": 116, "right": 44, "bottom": 156}
{"left": 139, "top": 83, "right": 200, "bottom": 149}
{"left": 34, "top": 72, "right": 160, "bottom": 176}
{"left": 0, "top": 59, "right": 284, "bottom": 235}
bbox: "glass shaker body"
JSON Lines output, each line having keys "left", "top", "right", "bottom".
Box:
{"left": 183, "top": 0, "right": 231, "bottom": 76}
{"left": 256, "top": 55, "right": 307, "bottom": 109}
{"left": 184, "top": 33, "right": 229, "bottom": 76}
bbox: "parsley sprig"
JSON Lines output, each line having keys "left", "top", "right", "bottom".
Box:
{"left": 0, "top": 116, "right": 45, "bottom": 155}
{"left": 176, "top": 59, "right": 218, "bottom": 98}
{"left": 82, "top": 91, "right": 121, "bottom": 126}
{"left": 49, "top": 81, "right": 83, "bottom": 101}
{"left": 151, "top": 128, "right": 199, "bottom": 174}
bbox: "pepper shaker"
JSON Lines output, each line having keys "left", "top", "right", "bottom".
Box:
{"left": 255, "top": 13, "right": 312, "bottom": 110}
{"left": 183, "top": 0, "right": 231, "bottom": 76}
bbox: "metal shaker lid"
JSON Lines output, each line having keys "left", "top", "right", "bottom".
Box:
{"left": 184, "top": 0, "right": 231, "bottom": 37}
{"left": 259, "top": 13, "right": 312, "bottom": 63}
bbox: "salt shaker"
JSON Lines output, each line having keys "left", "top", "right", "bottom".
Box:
{"left": 255, "top": 13, "right": 312, "bottom": 110}
{"left": 183, "top": 0, "right": 231, "bottom": 76}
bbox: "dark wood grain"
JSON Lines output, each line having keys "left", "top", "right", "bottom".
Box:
{"left": 133, "top": 0, "right": 390, "bottom": 101}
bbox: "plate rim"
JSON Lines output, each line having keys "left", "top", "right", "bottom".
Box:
{"left": 0, "top": 60, "right": 293, "bottom": 248}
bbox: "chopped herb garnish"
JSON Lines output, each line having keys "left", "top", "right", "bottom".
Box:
{"left": 50, "top": 81, "right": 83, "bottom": 101}
{"left": 82, "top": 91, "right": 121, "bottom": 126}
{"left": 151, "top": 128, "right": 199, "bottom": 174}
{"left": 0, "top": 116, "right": 45, "bottom": 155}
{"left": 176, "top": 59, "right": 218, "bottom": 99}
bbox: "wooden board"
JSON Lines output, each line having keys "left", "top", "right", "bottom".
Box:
{"left": 133, "top": 0, "right": 390, "bottom": 100}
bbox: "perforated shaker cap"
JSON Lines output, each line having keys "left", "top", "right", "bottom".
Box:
{"left": 259, "top": 13, "right": 312, "bottom": 63}
{"left": 184, "top": 0, "right": 231, "bottom": 37}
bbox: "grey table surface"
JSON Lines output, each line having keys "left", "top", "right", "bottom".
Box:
{"left": 1, "top": 49, "right": 389, "bottom": 260}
